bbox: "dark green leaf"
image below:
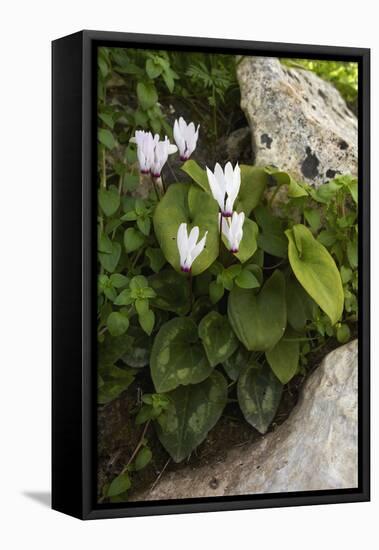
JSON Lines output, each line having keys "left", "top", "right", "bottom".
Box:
{"left": 228, "top": 270, "right": 286, "bottom": 351}
{"left": 99, "top": 186, "right": 120, "bottom": 217}
{"left": 198, "top": 311, "right": 238, "bottom": 367}
{"left": 155, "top": 371, "right": 228, "bottom": 462}
{"left": 149, "top": 269, "right": 190, "bottom": 315}
{"left": 238, "top": 363, "right": 283, "bottom": 434}
{"left": 151, "top": 317, "right": 212, "bottom": 392}
{"left": 266, "top": 329, "right": 300, "bottom": 384}
{"left": 222, "top": 346, "right": 250, "bottom": 381}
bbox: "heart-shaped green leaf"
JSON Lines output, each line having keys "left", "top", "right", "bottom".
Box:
{"left": 181, "top": 162, "right": 267, "bottom": 217}
{"left": 265, "top": 329, "right": 300, "bottom": 384}
{"left": 181, "top": 159, "right": 210, "bottom": 193}
{"left": 151, "top": 317, "right": 212, "bottom": 392}
{"left": 98, "top": 333, "right": 133, "bottom": 369}
{"left": 235, "top": 165, "right": 268, "bottom": 216}
{"left": 228, "top": 270, "right": 286, "bottom": 351}
{"left": 99, "top": 241, "right": 121, "bottom": 273}
{"left": 121, "top": 326, "right": 151, "bottom": 368}
{"left": 124, "top": 228, "right": 145, "bottom": 253}
{"left": 255, "top": 205, "right": 287, "bottom": 258}
{"left": 155, "top": 371, "right": 228, "bottom": 462}
{"left": 149, "top": 269, "right": 190, "bottom": 315}
{"left": 153, "top": 184, "right": 219, "bottom": 276}
{"left": 99, "top": 186, "right": 120, "bottom": 216}
{"left": 223, "top": 218, "right": 258, "bottom": 264}
{"left": 238, "top": 362, "right": 283, "bottom": 434}
{"left": 98, "top": 128, "right": 117, "bottom": 150}
{"left": 286, "top": 224, "right": 344, "bottom": 325}
{"left": 198, "top": 311, "right": 238, "bottom": 367}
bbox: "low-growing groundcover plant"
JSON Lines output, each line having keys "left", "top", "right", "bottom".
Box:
{"left": 97, "top": 111, "right": 358, "bottom": 501}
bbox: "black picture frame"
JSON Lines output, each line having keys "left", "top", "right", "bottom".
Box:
{"left": 52, "top": 30, "right": 370, "bottom": 520}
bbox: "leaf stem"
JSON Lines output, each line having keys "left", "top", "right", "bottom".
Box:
{"left": 121, "top": 420, "right": 151, "bottom": 475}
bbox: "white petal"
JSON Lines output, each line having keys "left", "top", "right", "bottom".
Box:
{"left": 168, "top": 143, "right": 178, "bottom": 155}
{"left": 187, "top": 225, "right": 200, "bottom": 251}
{"left": 177, "top": 223, "right": 188, "bottom": 266}
{"left": 206, "top": 167, "right": 225, "bottom": 210}
{"left": 190, "top": 231, "right": 208, "bottom": 265}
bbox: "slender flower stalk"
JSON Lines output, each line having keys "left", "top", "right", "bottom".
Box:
{"left": 177, "top": 223, "right": 207, "bottom": 272}
{"left": 220, "top": 211, "right": 245, "bottom": 253}
{"left": 173, "top": 117, "right": 200, "bottom": 161}
{"left": 206, "top": 162, "right": 241, "bottom": 217}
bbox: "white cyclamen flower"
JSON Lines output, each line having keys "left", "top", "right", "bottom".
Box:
{"left": 177, "top": 223, "right": 208, "bottom": 272}
{"left": 206, "top": 162, "right": 241, "bottom": 217}
{"left": 221, "top": 211, "right": 245, "bottom": 253}
{"left": 150, "top": 135, "right": 177, "bottom": 178}
{"left": 129, "top": 130, "right": 155, "bottom": 174}
{"left": 173, "top": 117, "right": 200, "bottom": 161}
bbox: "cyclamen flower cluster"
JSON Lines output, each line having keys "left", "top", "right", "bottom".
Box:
{"left": 176, "top": 160, "right": 245, "bottom": 273}
{"left": 131, "top": 117, "right": 244, "bottom": 272}
{"left": 131, "top": 117, "right": 199, "bottom": 178}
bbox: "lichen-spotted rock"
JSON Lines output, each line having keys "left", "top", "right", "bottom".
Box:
{"left": 237, "top": 57, "right": 357, "bottom": 186}
{"left": 131, "top": 340, "right": 358, "bottom": 500}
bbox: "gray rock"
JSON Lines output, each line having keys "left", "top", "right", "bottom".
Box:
{"left": 132, "top": 340, "right": 358, "bottom": 500}
{"left": 237, "top": 57, "right": 358, "bottom": 186}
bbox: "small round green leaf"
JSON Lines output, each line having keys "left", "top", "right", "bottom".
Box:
{"left": 107, "top": 312, "right": 129, "bottom": 337}
{"left": 124, "top": 228, "right": 145, "bottom": 253}
{"left": 235, "top": 268, "right": 260, "bottom": 289}
{"left": 98, "top": 128, "right": 117, "bottom": 150}
{"left": 107, "top": 472, "right": 131, "bottom": 497}
{"left": 99, "top": 186, "right": 120, "bottom": 217}
{"left": 134, "top": 446, "right": 153, "bottom": 471}
{"left": 99, "top": 241, "right": 121, "bottom": 273}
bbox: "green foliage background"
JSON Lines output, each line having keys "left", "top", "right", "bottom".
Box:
{"left": 97, "top": 46, "right": 358, "bottom": 502}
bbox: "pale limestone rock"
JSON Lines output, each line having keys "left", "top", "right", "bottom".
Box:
{"left": 237, "top": 57, "right": 357, "bottom": 186}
